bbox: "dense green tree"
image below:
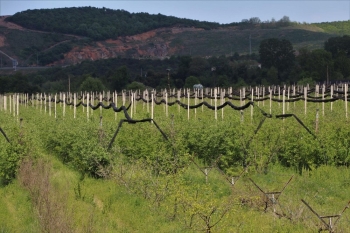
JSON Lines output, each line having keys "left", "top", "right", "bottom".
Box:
{"left": 259, "top": 38, "right": 295, "bottom": 79}
{"left": 110, "top": 66, "right": 130, "bottom": 91}
{"left": 184, "top": 76, "right": 200, "bottom": 88}
{"left": 127, "top": 81, "right": 146, "bottom": 91}
{"left": 297, "top": 48, "right": 333, "bottom": 82}
{"left": 334, "top": 52, "right": 350, "bottom": 78}
{"left": 324, "top": 35, "right": 350, "bottom": 58}
{"left": 79, "top": 76, "right": 106, "bottom": 92}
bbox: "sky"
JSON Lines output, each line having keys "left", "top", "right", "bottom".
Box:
{"left": 0, "top": 0, "right": 350, "bottom": 24}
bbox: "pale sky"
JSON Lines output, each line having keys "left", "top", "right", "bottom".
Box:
{"left": 0, "top": 0, "right": 349, "bottom": 24}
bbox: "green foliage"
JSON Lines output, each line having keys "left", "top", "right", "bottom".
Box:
{"left": 313, "top": 20, "right": 350, "bottom": 35}
{"left": 79, "top": 76, "right": 106, "bottom": 92}
{"left": 126, "top": 81, "right": 146, "bottom": 91}
{"left": 38, "top": 43, "right": 72, "bottom": 65}
{"left": 259, "top": 38, "right": 295, "bottom": 78}
{"left": 184, "top": 76, "right": 200, "bottom": 88}
{"left": 6, "top": 7, "right": 221, "bottom": 40}
{"left": 0, "top": 122, "right": 30, "bottom": 185}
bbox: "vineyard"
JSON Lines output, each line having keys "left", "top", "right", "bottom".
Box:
{"left": 0, "top": 84, "right": 350, "bottom": 232}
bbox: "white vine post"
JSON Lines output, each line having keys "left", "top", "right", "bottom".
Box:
{"left": 91, "top": 92, "right": 94, "bottom": 117}
{"left": 257, "top": 86, "right": 260, "bottom": 107}
{"left": 293, "top": 85, "right": 296, "bottom": 109}
{"left": 54, "top": 94, "right": 57, "bottom": 119}
{"left": 221, "top": 89, "right": 225, "bottom": 120}
{"left": 82, "top": 93, "right": 86, "bottom": 113}
{"left": 100, "top": 93, "right": 103, "bottom": 116}
{"left": 0, "top": 95, "right": 3, "bottom": 112}
{"left": 240, "top": 88, "right": 243, "bottom": 117}
{"left": 74, "top": 93, "right": 76, "bottom": 119}
{"left": 134, "top": 91, "right": 137, "bottom": 115}
{"left": 345, "top": 83, "right": 348, "bottom": 119}
{"left": 16, "top": 94, "right": 18, "bottom": 117}
{"left": 44, "top": 94, "right": 46, "bottom": 114}
{"left": 63, "top": 93, "right": 66, "bottom": 118}
{"left": 194, "top": 90, "right": 197, "bottom": 119}
{"left": 322, "top": 84, "right": 325, "bottom": 116}
{"left": 243, "top": 87, "right": 246, "bottom": 105}
{"left": 151, "top": 92, "right": 154, "bottom": 122}
{"left": 49, "top": 94, "right": 51, "bottom": 117}
{"left": 146, "top": 90, "right": 149, "bottom": 114}
{"left": 187, "top": 89, "right": 190, "bottom": 121}
{"left": 287, "top": 86, "right": 290, "bottom": 111}
{"left": 122, "top": 91, "right": 126, "bottom": 106}
{"left": 166, "top": 92, "right": 168, "bottom": 117}
{"left": 263, "top": 86, "right": 265, "bottom": 107}
{"left": 269, "top": 86, "right": 272, "bottom": 115}
{"left": 177, "top": 89, "right": 181, "bottom": 113}
{"left": 12, "top": 94, "right": 15, "bottom": 117}
{"left": 331, "top": 85, "right": 334, "bottom": 112}
{"left": 278, "top": 86, "right": 281, "bottom": 108}
{"left": 282, "top": 89, "right": 285, "bottom": 122}
{"left": 9, "top": 94, "right": 11, "bottom": 114}
{"left": 251, "top": 88, "right": 254, "bottom": 121}
{"left": 304, "top": 86, "right": 307, "bottom": 115}
{"left": 201, "top": 88, "right": 204, "bottom": 112}
{"left": 4, "top": 95, "right": 6, "bottom": 112}
{"left": 39, "top": 93, "right": 41, "bottom": 112}
{"left": 214, "top": 88, "right": 217, "bottom": 120}
{"left": 114, "top": 91, "right": 117, "bottom": 121}
{"left": 87, "top": 93, "right": 90, "bottom": 120}
{"left": 130, "top": 92, "right": 133, "bottom": 118}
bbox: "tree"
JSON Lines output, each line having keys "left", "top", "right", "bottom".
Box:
{"left": 324, "top": 35, "right": 350, "bottom": 58}
{"left": 184, "top": 76, "right": 200, "bottom": 88}
{"left": 110, "top": 66, "right": 130, "bottom": 91}
{"left": 259, "top": 38, "right": 295, "bottom": 80}
{"left": 297, "top": 48, "right": 333, "bottom": 82}
{"left": 127, "top": 81, "right": 146, "bottom": 91}
{"left": 79, "top": 76, "right": 106, "bottom": 92}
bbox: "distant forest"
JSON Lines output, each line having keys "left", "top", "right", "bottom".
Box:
{"left": 2, "top": 34, "right": 350, "bottom": 94}
{"left": 6, "top": 7, "right": 222, "bottom": 40}
{"left": 5, "top": 7, "right": 299, "bottom": 41}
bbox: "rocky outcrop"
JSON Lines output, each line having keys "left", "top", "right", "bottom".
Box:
{"left": 55, "top": 27, "right": 203, "bottom": 65}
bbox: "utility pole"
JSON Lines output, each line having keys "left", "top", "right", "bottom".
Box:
{"left": 249, "top": 34, "right": 252, "bottom": 55}
{"left": 166, "top": 68, "right": 171, "bottom": 91}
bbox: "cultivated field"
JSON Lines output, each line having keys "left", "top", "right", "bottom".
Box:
{"left": 1, "top": 85, "right": 350, "bottom": 232}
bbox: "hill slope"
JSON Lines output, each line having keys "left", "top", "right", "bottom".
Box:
{"left": 0, "top": 7, "right": 349, "bottom": 68}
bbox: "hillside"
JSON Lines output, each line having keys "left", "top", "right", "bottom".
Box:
{"left": 0, "top": 7, "right": 349, "bottom": 69}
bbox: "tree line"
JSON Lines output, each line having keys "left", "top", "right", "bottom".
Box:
{"left": 1, "top": 35, "right": 350, "bottom": 94}
{"left": 6, "top": 7, "right": 222, "bottom": 40}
